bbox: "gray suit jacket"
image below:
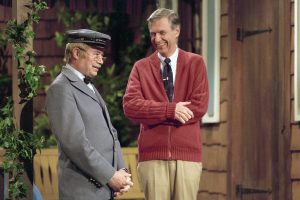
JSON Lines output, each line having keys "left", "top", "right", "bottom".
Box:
{"left": 46, "top": 66, "right": 125, "bottom": 200}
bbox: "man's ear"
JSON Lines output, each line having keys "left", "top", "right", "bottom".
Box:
{"left": 175, "top": 26, "right": 180, "bottom": 38}
{"left": 72, "top": 48, "right": 81, "bottom": 60}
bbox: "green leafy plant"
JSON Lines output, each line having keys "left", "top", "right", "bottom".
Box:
{"left": 0, "top": 1, "right": 48, "bottom": 199}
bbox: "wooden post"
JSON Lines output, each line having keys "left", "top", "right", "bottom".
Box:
{"left": 11, "top": 1, "right": 33, "bottom": 199}
{"left": 12, "top": 0, "right": 32, "bottom": 130}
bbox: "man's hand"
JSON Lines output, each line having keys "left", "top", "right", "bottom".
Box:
{"left": 175, "top": 102, "right": 194, "bottom": 124}
{"left": 108, "top": 170, "right": 133, "bottom": 194}
{"left": 114, "top": 182, "right": 133, "bottom": 197}
{"left": 113, "top": 173, "right": 133, "bottom": 197}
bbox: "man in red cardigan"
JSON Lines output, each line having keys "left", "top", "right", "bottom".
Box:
{"left": 123, "top": 8, "right": 209, "bottom": 200}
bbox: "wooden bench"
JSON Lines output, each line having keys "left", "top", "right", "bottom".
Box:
{"left": 33, "top": 148, "right": 145, "bottom": 200}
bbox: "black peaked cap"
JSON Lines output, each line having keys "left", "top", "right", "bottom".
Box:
{"left": 65, "top": 29, "right": 111, "bottom": 49}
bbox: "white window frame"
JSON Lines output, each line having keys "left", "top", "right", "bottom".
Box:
{"left": 202, "top": 0, "right": 220, "bottom": 123}
{"left": 295, "top": 0, "right": 300, "bottom": 121}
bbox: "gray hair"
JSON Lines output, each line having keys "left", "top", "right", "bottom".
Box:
{"left": 147, "top": 8, "right": 180, "bottom": 30}
{"left": 64, "top": 43, "right": 89, "bottom": 63}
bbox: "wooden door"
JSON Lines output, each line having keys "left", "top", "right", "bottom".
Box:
{"left": 229, "top": 0, "right": 286, "bottom": 199}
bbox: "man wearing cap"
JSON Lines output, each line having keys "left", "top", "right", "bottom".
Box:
{"left": 46, "top": 29, "right": 132, "bottom": 200}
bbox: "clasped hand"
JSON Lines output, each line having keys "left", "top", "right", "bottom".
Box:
{"left": 175, "top": 102, "right": 194, "bottom": 124}
{"left": 108, "top": 169, "right": 133, "bottom": 197}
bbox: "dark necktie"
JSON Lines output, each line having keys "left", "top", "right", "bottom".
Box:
{"left": 162, "top": 58, "right": 173, "bottom": 102}
{"left": 84, "top": 76, "right": 91, "bottom": 84}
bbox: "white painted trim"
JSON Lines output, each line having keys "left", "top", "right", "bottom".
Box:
{"left": 202, "top": 0, "right": 220, "bottom": 123}
{"left": 295, "top": 0, "right": 300, "bottom": 121}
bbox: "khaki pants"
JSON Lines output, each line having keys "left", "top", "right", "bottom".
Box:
{"left": 137, "top": 160, "right": 202, "bottom": 200}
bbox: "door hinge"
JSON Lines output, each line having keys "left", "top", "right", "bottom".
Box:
{"left": 237, "top": 27, "right": 272, "bottom": 41}
{"left": 236, "top": 184, "right": 272, "bottom": 198}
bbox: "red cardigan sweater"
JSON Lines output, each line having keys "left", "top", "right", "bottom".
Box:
{"left": 123, "top": 49, "right": 209, "bottom": 162}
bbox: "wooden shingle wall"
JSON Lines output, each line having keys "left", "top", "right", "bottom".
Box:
{"left": 291, "top": 0, "right": 300, "bottom": 200}
{"left": 33, "top": 7, "right": 65, "bottom": 70}
{"left": 198, "top": 0, "right": 228, "bottom": 199}
{"left": 32, "top": 5, "right": 66, "bottom": 114}
{"left": 0, "top": 4, "right": 12, "bottom": 76}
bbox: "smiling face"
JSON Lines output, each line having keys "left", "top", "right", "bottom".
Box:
{"left": 149, "top": 17, "right": 180, "bottom": 58}
{"left": 70, "top": 45, "right": 105, "bottom": 78}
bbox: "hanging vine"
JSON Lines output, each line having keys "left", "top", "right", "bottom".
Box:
{"left": 0, "top": 1, "right": 47, "bottom": 199}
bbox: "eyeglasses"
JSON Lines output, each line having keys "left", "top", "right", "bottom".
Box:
{"left": 78, "top": 47, "right": 107, "bottom": 62}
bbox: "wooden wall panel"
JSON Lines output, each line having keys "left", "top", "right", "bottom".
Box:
{"left": 220, "top": 101, "right": 228, "bottom": 122}
{"left": 291, "top": 26, "right": 294, "bottom": 49}
{"left": 291, "top": 125, "right": 300, "bottom": 150}
{"left": 36, "top": 57, "right": 64, "bottom": 69}
{"left": 291, "top": 51, "right": 294, "bottom": 74}
{"left": 221, "top": 0, "right": 228, "bottom": 15}
{"left": 291, "top": 153, "right": 300, "bottom": 178}
{"left": 199, "top": 170, "right": 227, "bottom": 194}
{"left": 202, "top": 122, "right": 228, "bottom": 145}
{"left": 0, "top": 5, "right": 11, "bottom": 21}
{"left": 34, "top": 20, "right": 65, "bottom": 39}
{"left": 220, "top": 58, "right": 229, "bottom": 79}
{"left": 38, "top": 8, "right": 59, "bottom": 21}
{"left": 291, "top": 99, "right": 295, "bottom": 123}
{"left": 33, "top": 40, "right": 64, "bottom": 57}
{"left": 292, "top": 182, "right": 300, "bottom": 200}
{"left": 0, "top": 5, "right": 4, "bottom": 20}
{"left": 291, "top": 2, "right": 294, "bottom": 25}
{"left": 220, "top": 81, "right": 228, "bottom": 103}
{"left": 33, "top": 93, "right": 46, "bottom": 114}
{"left": 202, "top": 145, "right": 227, "bottom": 171}
{"left": 221, "top": 15, "right": 228, "bottom": 36}
{"left": 291, "top": 81, "right": 294, "bottom": 100}
{"left": 198, "top": 192, "right": 226, "bottom": 200}
{"left": 221, "top": 36, "right": 229, "bottom": 58}
{"left": 0, "top": 22, "right": 6, "bottom": 29}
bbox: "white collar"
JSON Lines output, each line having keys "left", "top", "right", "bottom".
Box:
{"left": 65, "top": 63, "right": 95, "bottom": 93}
{"left": 157, "top": 47, "right": 179, "bottom": 66}
{"left": 65, "top": 63, "right": 85, "bottom": 81}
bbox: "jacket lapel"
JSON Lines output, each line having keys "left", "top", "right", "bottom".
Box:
{"left": 61, "top": 66, "right": 100, "bottom": 105}
{"left": 93, "top": 88, "right": 114, "bottom": 129}
{"left": 173, "top": 49, "right": 185, "bottom": 101}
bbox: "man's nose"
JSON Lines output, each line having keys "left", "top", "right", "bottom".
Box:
{"left": 95, "top": 56, "right": 104, "bottom": 64}
{"left": 154, "top": 34, "right": 161, "bottom": 42}
{"left": 97, "top": 59, "right": 103, "bottom": 65}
